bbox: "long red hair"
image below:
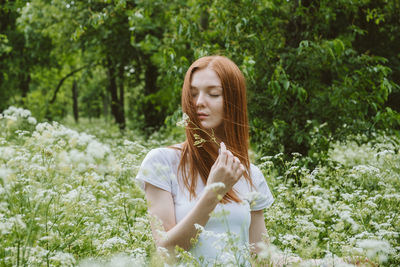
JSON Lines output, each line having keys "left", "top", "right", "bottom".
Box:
{"left": 177, "top": 55, "right": 252, "bottom": 203}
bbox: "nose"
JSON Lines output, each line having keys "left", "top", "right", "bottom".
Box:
{"left": 195, "top": 91, "right": 206, "bottom": 107}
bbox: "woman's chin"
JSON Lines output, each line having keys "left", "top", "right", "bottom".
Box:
{"left": 199, "top": 122, "right": 210, "bottom": 129}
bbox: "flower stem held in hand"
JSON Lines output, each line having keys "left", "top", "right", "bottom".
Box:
{"left": 176, "top": 112, "right": 219, "bottom": 148}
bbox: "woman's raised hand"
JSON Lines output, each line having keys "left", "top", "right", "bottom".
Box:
{"left": 206, "top": 142, "right": 245, "bottom": 195}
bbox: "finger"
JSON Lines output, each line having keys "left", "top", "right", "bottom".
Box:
{"left": 219, "top": 142, "right": 228, "bottom": 165}
{"left": 234, "top": 164, "right": 244, "bottom": 180}
{"left": 235, "top": 157, "right": 243, "bottom": 172}
{"left": 237, "top": 163, "right": 244, "bottom": 173}
{"left": 220, "top": 142, "right": 227, "bottom": 153}
{"left": 222, "top": 142, "right": 226, "bottom": 150}
{"left": 218, "top": 143, "right": 223, "bottom": 155}
{"left": 233, "top": 168, "right": 243, "bottom": 181}
{"left": 231, "top": 156, "right": 239, "bottom": 168}
{"left": 218, "top": 150, "right": 228, "bottom": 166}
{"left": 232, "top": 163, "right": 239, "bottom": 176}
{"left": 239, "top": 163, "right": 245, "bottom": 173}
{"left": 226, "top": 150, "right": 234, "bottom": 166}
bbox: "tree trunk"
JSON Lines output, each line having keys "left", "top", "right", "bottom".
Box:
{"left": 20, "top": 73, "right": 30, "bottom": 98}
{"left": 72, "top": 79, "right": 79, "bottom": 123}
{"left": 107, "top": 58, "right": 125, "bottom": 130}
{"left": 118, "top": 64, "right": 126, "bottom": 129}
{"left": 102, "top": 90, "right": 109, "bottom": 123}
{"left": 143, "top": 60, "right": 161, "bottom": 131}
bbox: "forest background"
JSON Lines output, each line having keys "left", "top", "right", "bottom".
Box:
{"left": 1, "top": 0, "right": 400, "bottom": 162}
{"left": 1, "top": 0, "right": 400, "bottom": 266}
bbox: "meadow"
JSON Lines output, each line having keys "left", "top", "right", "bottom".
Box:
{"left": 0, "top": 106, "right": 399, "bottom": 266}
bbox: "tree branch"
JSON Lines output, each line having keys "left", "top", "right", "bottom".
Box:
{"left": 49, "top": 64, "right": 91, "bottom": 104}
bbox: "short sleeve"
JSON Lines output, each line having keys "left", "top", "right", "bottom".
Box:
{"left": 135, "top": 148, "right": 176, "bottom": 193}
{"left": 249, "top": 165, "right": 274, "bottom": 211}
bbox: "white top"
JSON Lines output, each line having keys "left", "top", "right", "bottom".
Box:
{"left": 135, "top": 146, "right": 274, "bottom": 266}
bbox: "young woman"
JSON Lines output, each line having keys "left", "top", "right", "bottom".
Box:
{"left": 136, "top": 55, "right": 274, "bottom": 265}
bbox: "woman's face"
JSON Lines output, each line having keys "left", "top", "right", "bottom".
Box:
{"left": 190, "top": 68, "right": 224, "bottom": 133}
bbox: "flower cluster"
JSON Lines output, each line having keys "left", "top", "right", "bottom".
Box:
{"left": 1, "top": 107, "right": 399, "bottom": 266}
{"left": 0, "top": 109, "right": 152, "bottom": 266}
{"left": 259, "top": 133, "right": 400, "bottom": 265}
{"left": 0, "top": 106, "right": 37, "bottom": 139}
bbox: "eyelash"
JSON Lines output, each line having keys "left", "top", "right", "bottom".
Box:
{"left": 191, "top": 94, "right": 220, "bottom": 97}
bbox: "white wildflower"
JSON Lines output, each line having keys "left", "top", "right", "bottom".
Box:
{"left": 352, "top": 165, "right": 380, "bottom": 175}
{"left": 64, "top": 189, "right": 79, "bottom": 201}
{"left": 35, "top": 122, "right": 51, "bottom": 133}
{"left": 0, "top": 147, "right": 15, "bottom": 160}
{"left": 3, "top": 106, "right": 31, "bottom": 118}
{"left": 375, "top": 149, "right": 395, "bottom": 157}
{"left": 281, "top": 233, "right": 300, "bottom": 246}
{"left": 27, "top": 116, "right": 37, "bottom": 125}
{"left": 0, "top": 167, "right": 12, "bottom": 184}
{"left": 49, "top": 251, "right": 76, "bottom": 266}
{"left": 101, "top": 237, "right": 127, "bottom": 250}
{"left": 357, "top": 239, "right": 393, "bottom": 263}
{"left": 194, "top": 223, "right": 204, "bottom": 231}
{"left": 176, "top": 113, "right": 189, "bottom": 128}
{"left": 205, "top": 182, "right": 225, "bottom": 191}
{"left": 123, "top": 139, "right": 134, "bottom": 146}
{"left": 79, "top": 253, "right": 146, "bottom": 267}
{"left": 86, "top": 140, "right": 110, "bottom": 160}
{"left": 9, "top": 214, "right": 26, "bottom": 230}
{"left": 260, "top": 155, "right": 273, "bottom": 161}
{"left": 69, "top": 149, "right": 88, "bottom": 164}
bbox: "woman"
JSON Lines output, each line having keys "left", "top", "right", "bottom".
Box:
{"left": 136, "top": 55, "right": 274, "bottom": 265}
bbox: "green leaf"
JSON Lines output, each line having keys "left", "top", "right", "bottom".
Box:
{"left": 282, "top": 80, "right": 290, "bottom": 91}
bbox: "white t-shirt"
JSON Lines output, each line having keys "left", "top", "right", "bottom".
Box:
{"left": 135, "top": 145, "right": 274, "bottom": 265}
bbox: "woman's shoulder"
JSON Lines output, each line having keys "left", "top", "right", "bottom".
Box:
{"left": 148, "top": 143, "right": 183, "bottom": 154}
{"left": 247, "top": 163, "right": 274, "bottom": 210}
{"left": 249, "top": 163, "right": 263, "bottom": 179}
{"left": 136, "top": 145, "right": 183, "bottom": 193}
{"left": 143, "top": 143, "right": 183, "bottom": 163}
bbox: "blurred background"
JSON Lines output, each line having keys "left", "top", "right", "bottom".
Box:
{"left": 1, "top": 0, "right": 400, "bottom": 162}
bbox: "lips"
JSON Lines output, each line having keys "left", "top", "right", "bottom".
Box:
{"left": 197, "top": 112, "right": 209, "bottom": 120}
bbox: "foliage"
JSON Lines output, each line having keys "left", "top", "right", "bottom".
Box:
{"left": 1, "top": 107, "right": 399, "bottom": 266}
{"left": 154, "top": 0, "right": 400, "bottom": 162}
{"left": 251, "top": 39, "right": 397, "bottom": 163}
{"left": 1, "top": 0, "right": 400, "bottom": 162}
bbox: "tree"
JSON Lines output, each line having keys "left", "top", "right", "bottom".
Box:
{"left": 153, "top": 0, "right": 400, "bottom": 162}
{"left": 2, "top": 0, "right": 399, "bottom": 163}
{"left": 0, "top": 0, "right": 53, "bottom": 111}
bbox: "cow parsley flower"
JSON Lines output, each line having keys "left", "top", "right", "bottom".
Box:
{"left": 205, "top": 182, "right": 225, "bottom": 192}
{"left": 87, "top": 140, "right": 110, "bottom": 160}
{"left": 101, "top": 237, "right": 128, "bottom": 250}
{"left": 27, "top": 116, "right": 37, "bottom": 125}
{"left": 357, "top": 239, "right": 393, "bottom": 263}
{"left": 176, "top": 113, "right": 189, "bottom": 128}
